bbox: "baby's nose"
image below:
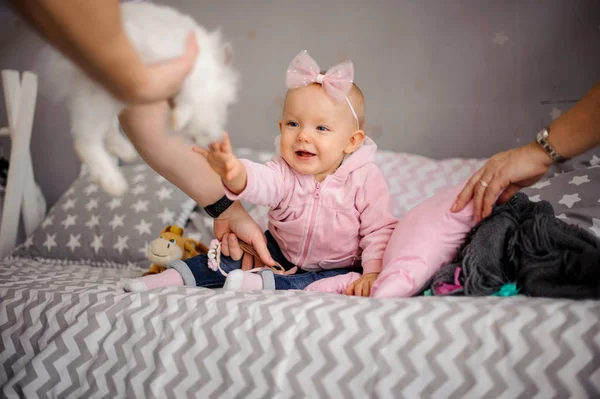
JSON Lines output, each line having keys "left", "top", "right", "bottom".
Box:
{"left": 296, "top": 130, "right": 310, "bottom": 142}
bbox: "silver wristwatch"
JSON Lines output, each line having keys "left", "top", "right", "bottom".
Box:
{"left": 536, "top": 127, "right": 569, "bottom": 164}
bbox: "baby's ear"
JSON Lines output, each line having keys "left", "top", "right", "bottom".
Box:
{"left": 344, "top": 130, "right": 365, "bottom": 154}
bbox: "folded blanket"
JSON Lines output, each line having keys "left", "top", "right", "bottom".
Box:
{"left": 517, "top": 214, "right": 600, "bottom": 298}
{"left": 427, "top": 193, "right": 600, "bottom": 299}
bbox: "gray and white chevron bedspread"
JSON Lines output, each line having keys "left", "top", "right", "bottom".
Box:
{"left": 1, "top": 258, "right": 599, "bottom": 398}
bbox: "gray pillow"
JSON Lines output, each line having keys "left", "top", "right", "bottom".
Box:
{"left": 522, "top": 165, "right": 600, "bottom": 238}
{"left": 10, "top": 163, "right": 196, "bottom": 268}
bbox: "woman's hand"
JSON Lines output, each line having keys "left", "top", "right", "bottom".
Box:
{"left": 452, "top": 141, "right": 552, "bottom": 222}
{"left": 128, "top": 33, "right": 199, "bottom": 104}
{"left": 213, "top": 202, "right": 275, "bottom": 268}
{"left": 12, "top": 0, "right": 198, "bottom": 104}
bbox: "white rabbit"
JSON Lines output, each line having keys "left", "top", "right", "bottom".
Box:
{"left": 39, "top": 2, "right": 239, "bottom": 196}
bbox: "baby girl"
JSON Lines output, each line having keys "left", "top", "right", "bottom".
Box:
{"left": 125, "top": 50, "right": 397, "bottom": 296}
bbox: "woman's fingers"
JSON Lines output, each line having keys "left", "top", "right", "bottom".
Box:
{"left": 452, "top": 169, "right": 483, "bottom": 213}
{"left": 472, "top": 169, "right": 495, "bottom": 223}
{"left": 227, "top": 233, "right": 243, "bottom": 261}
{"left": 481, "top": 174, "right": 507, "bottom": 219}
{"left": 249, "top": 235, "right": 275, "bottom": 267}
{"left": 220, "top": 233, "right": 230, "bottom": 256}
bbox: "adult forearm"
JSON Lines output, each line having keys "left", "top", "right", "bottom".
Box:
{"left": 11, "top": 0, "right": 148, "bottom": 102}
{"left": 547, "top": 81, "right": 600, "bottom": 158}
{"left": 119, "top": 102, "right": 225, "bottom": 207}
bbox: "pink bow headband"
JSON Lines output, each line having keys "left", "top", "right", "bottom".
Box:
{"left": 285, "top": 50, "right": 360, "bottom": 130}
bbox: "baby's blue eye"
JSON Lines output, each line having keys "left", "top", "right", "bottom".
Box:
{"left": 286, "top": 121, "right": 298, "bottom": 127}
{"left": 316, "top": 126, "right": 329, "bottom": 132}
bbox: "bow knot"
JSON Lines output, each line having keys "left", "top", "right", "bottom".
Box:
{"left": 285, "top": 50, "right": 354, "bottom": 102}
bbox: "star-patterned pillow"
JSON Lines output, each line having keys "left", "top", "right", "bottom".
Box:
{"left": 522, "top": 165, "right": 600, "bottom": 238}
{"left": 10, "top": 163, "right": 196, "bottom": 268}
{"left": 551, "top": 148, "right": 600, "bottom": 174}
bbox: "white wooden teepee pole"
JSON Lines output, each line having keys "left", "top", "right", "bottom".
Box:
{"left": 0, "top": 70, "right": 38, "bottom": 258}
{"left": 5, "top": 71, "right": 41, "bottom": 237}
{"left": 1, "top": 70, "right": 41, "bottom": 238}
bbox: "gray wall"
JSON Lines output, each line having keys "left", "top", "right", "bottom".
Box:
{"left": 1, "top": 0, "right": 599, "bottom": 208}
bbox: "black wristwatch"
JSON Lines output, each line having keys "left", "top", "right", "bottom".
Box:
{"left": 203, "top": 195, "right": 234, "bottom": 218}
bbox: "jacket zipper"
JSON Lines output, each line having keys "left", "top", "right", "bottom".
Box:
{"left": 297, "top": 182, "right": 321, "bottom": 268}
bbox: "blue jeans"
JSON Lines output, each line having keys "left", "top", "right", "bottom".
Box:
{"left": 168, "top": 231, "right": 362, "bottom": 290}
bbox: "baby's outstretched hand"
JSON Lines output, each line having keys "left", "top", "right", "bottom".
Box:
{"left": 193, "top": 133, "right": 242, "bottom": 182}
{"left": 345, "top": 272, "right": 379, "bottom": 297}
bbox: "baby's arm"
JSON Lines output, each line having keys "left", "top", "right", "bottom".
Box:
{"left": 195, "top": 134, "right": 288, "bottom": 207}
{"left": 344, "top": 167, "right": 398, "bottom": 296}
{"left": 193, "top": 133, "right": 247, "bottom": 194}
{"left": 356, "top": 167, "right": 398, "bottom": 273}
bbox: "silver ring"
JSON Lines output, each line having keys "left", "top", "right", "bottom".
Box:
{"left": 480, "top": 180, "right": 489, "bottom": 188}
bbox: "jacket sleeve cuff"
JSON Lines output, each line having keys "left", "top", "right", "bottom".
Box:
{"left": 362, "top": 259, "right": 383, "bottom": 274}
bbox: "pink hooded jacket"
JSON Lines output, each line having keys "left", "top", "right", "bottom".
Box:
{"left": 225, "top": 137, "right": 398, "bottom": 274}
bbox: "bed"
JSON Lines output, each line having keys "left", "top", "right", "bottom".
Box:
{"left": 1, "top": 70, "right": 599, "bottom": 398}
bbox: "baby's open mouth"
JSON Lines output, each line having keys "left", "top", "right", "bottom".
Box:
{"left": 295, "top": 150, "right": 316, "bottom": 158}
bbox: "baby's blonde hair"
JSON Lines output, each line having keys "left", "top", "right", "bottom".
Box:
{"left": 348, "top": 83, "right": 365, "bottom": 130}
{"left": 283, "top": 81, "right": 366, "bottom": 131}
